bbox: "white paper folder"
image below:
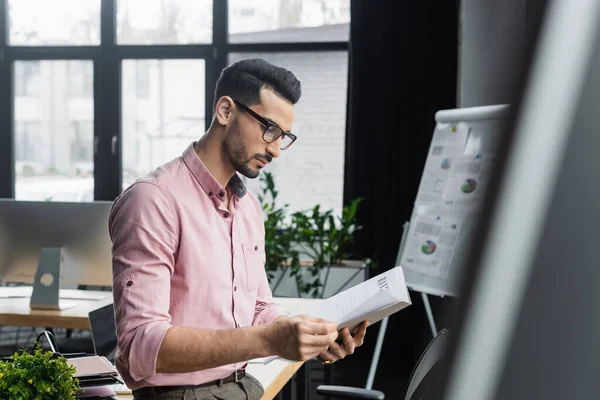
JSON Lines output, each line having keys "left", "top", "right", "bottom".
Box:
{"left": 265, "top": 266, "right": 412, "bottom": 364}
{"left": 67, "top": 355, "right": 119, "bottom": 378}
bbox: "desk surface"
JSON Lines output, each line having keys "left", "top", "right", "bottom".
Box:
{"left": 0, "top": 287, "right": 113, "bottom": 329}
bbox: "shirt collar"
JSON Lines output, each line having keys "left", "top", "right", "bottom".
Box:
{"left": 182, "top": 142, "right": 248, "bottom": 199}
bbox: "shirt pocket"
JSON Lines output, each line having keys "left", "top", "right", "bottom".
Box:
{"left": 242, "top": 241, "right": 265, "bottom": 292}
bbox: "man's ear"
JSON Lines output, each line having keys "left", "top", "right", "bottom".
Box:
{"left": 214, "top": 96, "right": 234, "bottom": 126}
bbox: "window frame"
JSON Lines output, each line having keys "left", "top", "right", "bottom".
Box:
{"left": 0, "top": 0, "right": 350, "bottom": 200}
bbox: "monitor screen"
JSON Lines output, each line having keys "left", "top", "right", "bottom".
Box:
{"left": 0, "top": 200, "right": 114, "bottom": 287}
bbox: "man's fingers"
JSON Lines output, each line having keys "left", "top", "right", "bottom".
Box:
{"left": 350, "top": 321, "right": 369, "bottom": 335}
{"left": 319, "top": 350, "right": 337, "bottom": 362}
{"left": 306, "top": 330, "right": 338, "bottom": 346}
{"left": 302, "top": 320, "right": 338, "bottom": 335}
{"left": 301, "top": 315, "right": 338, "bottom": 325}
{"left": 327, "top": 341, "right": 348, "bottom": 359}
{"left": 352, "top": 321, "right": 368, "bottom": 345}
{"left": 340, "top": 328, "right": 356, "bottom": 354}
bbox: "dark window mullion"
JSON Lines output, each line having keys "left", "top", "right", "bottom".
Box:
{"left": 0, "top": 0, "right": 12, "bottom": 198}
{"left": 3, "top": 47, "right": 100, "bottom": 60}
{"left": 207, "top": 0, "right": 228, "bottom": 131}
{"left": 0, "top": 0, "right": 7, "bottom": 48}
{"left": 227, "top": 41, "right": 349, "bottom": 53}
{"left": 95, "top": 0, "right": 121, "bottom": 201}
{"left": 115, "top": 45, "right": 214, "bottom": 60}
{"left": 0, "top": 58, "right": 13, "bottom": 199}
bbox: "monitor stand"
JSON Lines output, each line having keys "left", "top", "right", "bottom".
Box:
{"left": 30, "top": 247, "right": 76, "bottom": 310}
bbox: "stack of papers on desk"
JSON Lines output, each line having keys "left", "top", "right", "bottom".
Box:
{"left": 77, "top": 385, "right": 117, "bottom": 398}
{"left": 67, "top": 355, "right": 122, "bottom": 387}
{"left": 265, "top": 266, "right": 411, "bottom": 364}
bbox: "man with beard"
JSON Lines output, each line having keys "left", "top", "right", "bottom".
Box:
{"left": 109, "top": 59, "right": 369, "bottom": 400}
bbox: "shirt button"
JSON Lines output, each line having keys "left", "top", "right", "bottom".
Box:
{"left": 218, "top": 191, "right": 225, "bottom": 197}
{"left": 234, "top": 286, "right": 237, "bottom": 292}
{"left": 208, "top": 191, "right": 213, "bottom": 196}
{"left": 254, "top": 246, "right": 258, "bottom": 251}
{"left": 127, "top": 281, "right": 133, "bottom": 287}
{"left": 224, "top": 212, "right": 230, "bottom": 218}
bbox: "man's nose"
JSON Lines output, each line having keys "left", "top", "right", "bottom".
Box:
{"left": 266, "top": 138, "right": 282, "bottom": 159}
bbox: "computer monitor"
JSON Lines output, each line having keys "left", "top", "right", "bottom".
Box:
{"left": 435, "top": 0, "right": 600, "bottom": 399}
{"left": 0, "top": 199, "right": 114, "bottom": 288}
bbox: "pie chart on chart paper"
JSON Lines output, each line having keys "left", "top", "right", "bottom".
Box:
{"left": 460, "top": 178, "right": 478, "bottom": 193}
{"left": 421, "top": 240, "right": 437, "bottom": 255}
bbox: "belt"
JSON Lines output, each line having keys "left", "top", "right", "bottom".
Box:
{"left": 132, "top": 369, "right": 246, "bottom": 396}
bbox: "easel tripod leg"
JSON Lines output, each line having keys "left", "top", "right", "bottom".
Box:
{"left": 421, "top": 292, "right": 437, "bottom": 337}
{"left": 365, "top": 316, "right": 389, "bottom": 390}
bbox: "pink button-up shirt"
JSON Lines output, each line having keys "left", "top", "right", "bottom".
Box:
{"left": 109, "top": 142, "right": 284, "bottom": 389}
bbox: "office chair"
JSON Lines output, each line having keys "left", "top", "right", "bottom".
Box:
{"left": 316, "top": 329, "right": 450, "bottom": 400}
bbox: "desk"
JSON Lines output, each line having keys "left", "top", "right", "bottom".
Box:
{"left": 0, "top": 287, "right": 112, "bottom": 329}
{"left": 0, "top": 292, "right": 318, "bottom": 399}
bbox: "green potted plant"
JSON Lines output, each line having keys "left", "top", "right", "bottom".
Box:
{"left": 258, "top": 172, "right": 373, "bottom": 299}
{"left": 289, "top": 197, "right": 370, "bottom": 298}
{"left": 0, "top": 342, "right": 81, "bottom": 399}
{"left": 258, "top": 171, "right": 301, "bottom": 282}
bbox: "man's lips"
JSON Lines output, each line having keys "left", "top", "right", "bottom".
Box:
{"left": 255, "top": 157, "right": 269, "bottom": 167}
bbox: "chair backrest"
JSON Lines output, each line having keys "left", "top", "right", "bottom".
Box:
{"left": 405, "top": 328, "right": 450, "bottom": 400}
{"left": 88, "top": 303, "right": 117, "bottom": 361}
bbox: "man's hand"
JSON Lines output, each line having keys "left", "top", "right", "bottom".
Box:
{"left": 318, "top": 321, "right": 369, "bottom": 364}
{"left": 268, "top": 315, "right": 339, "bottom": 361}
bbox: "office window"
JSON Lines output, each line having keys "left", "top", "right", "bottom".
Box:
{"left": 135, "top": 60, "right": 150, "bottom": 98}
{"left": 14, "top": 61, "right": 95, "bottom": 202}
{"left": 121, "top": 60, "right": 206, "bottom": 186}
{"left": 0, "top": 1, "right": 350, "bottom": 202}
{"left": 68, "top": 61, "right": 94, "bottom": 98}
{"left": 70, "top": 121, "right": 94, "bottom": 163}
{"left": 132, "top": 121, "right": 147, "bottom": 168}
{"left": 117, "top": 0, "right": 213, "bottom": 45}
{"left": 8, "top": 0, "right": 101, "bottom": 46}
{"left": 228, "top": 52, "right": 348, "bottom": 216}
{"left": 14, "top": 61, "right": 41, "bottom": 97}
{"left": 14, "top": 121, "right": 40, "bottom": 162}
{"left": 229, "top": 0, "right": 350, "bottom": 43}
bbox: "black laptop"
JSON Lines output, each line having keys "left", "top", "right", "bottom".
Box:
{"left": 88, "top": 304, "right": 117, "bottom": 362}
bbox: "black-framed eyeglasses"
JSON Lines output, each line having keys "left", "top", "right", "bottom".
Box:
{"left": 233, "top": 100, "right": 297, "bottom": 150}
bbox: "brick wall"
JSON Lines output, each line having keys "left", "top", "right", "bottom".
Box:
{"left": 228, "top": 51, "right": 349, "bottom": 217}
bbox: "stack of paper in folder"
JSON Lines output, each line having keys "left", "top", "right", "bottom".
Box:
{"left": 265, "top": 266, "right": 411, "bottom": 364}
{"left": 67, "top": 355, "right": 122, "bottom": 388}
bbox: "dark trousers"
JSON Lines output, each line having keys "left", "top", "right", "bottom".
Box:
{"left": 132, "top": 374, "right": 264, "bottom": 400}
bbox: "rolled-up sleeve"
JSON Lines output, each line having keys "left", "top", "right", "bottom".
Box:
{"left": 109, "top": 182, "right": 179, "bottom": 382}
{"left": 253, "top": 297, "right": 286, "bottom": 325}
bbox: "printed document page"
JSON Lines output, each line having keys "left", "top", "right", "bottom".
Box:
{"left": 265, "top": 267, "right": 411, "bottom": 364}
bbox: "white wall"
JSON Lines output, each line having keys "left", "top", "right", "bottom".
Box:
{"left": 229, "top": 51, "right": 349, "bottom": 217}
